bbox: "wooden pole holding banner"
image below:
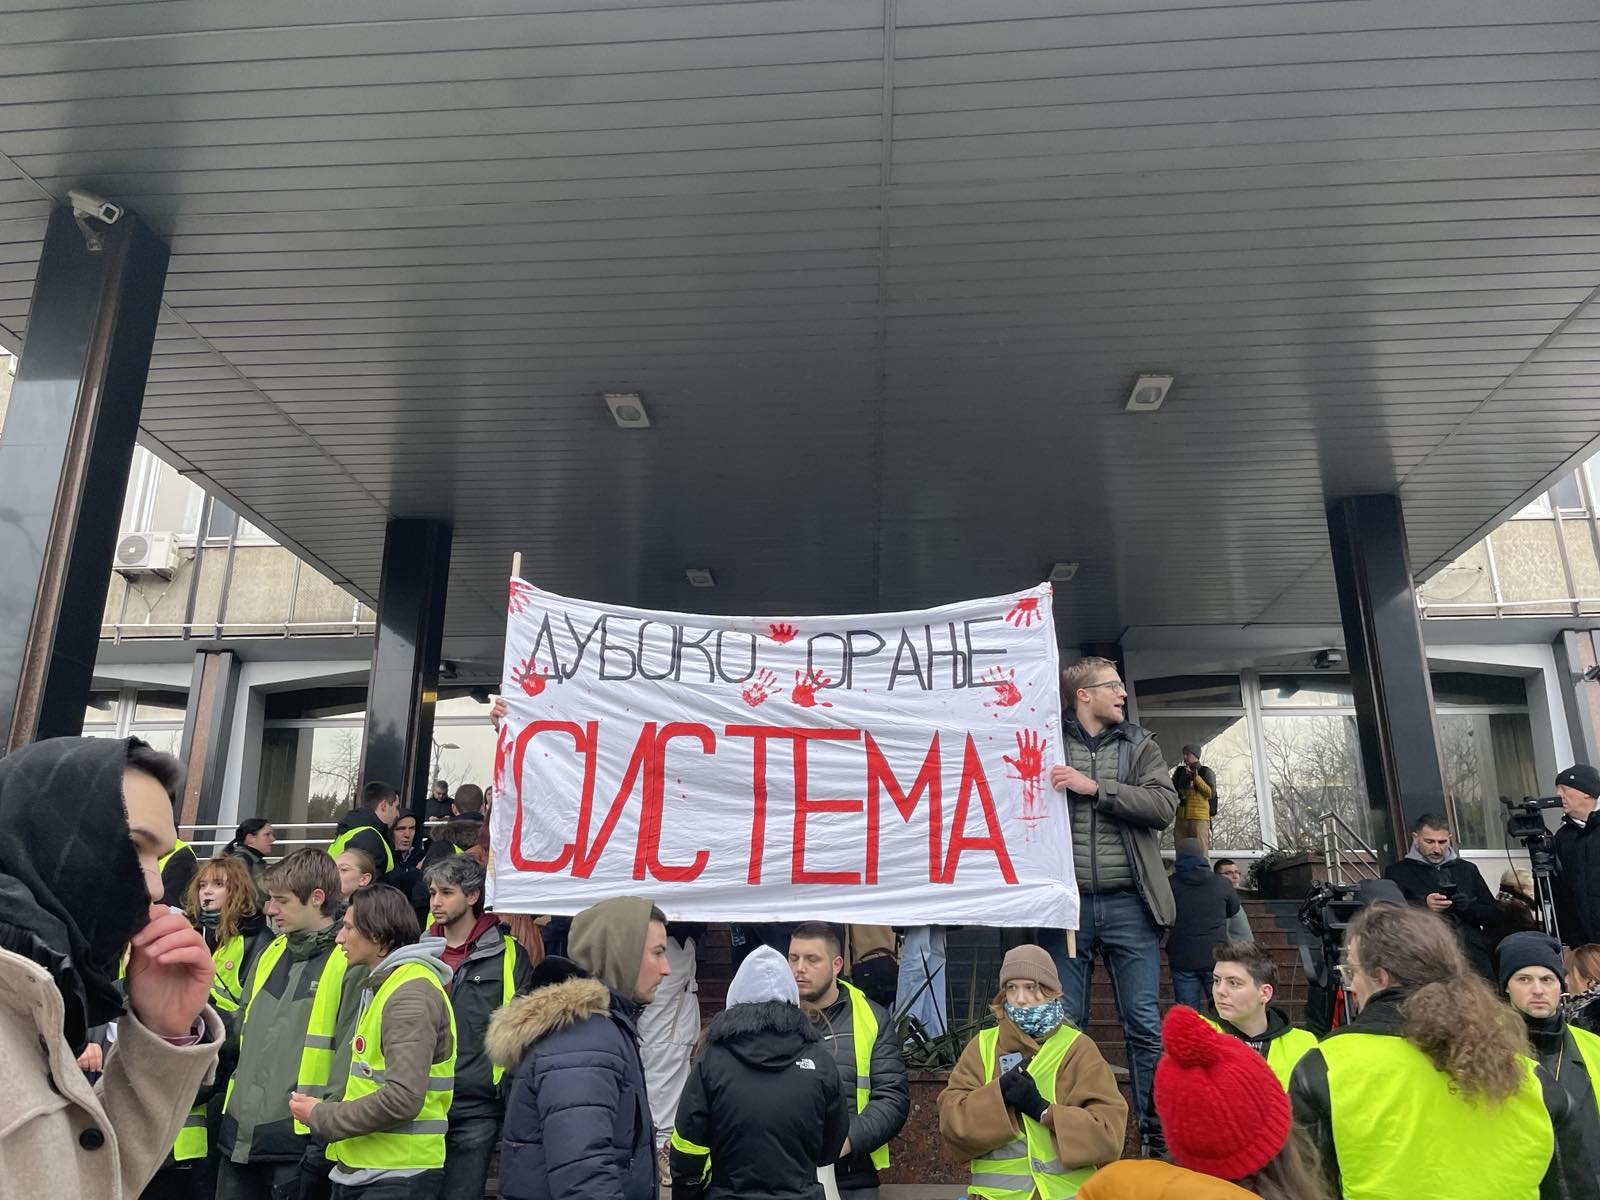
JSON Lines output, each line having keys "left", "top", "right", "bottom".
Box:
{"left": 511, "top": 551, "right": 522, "bottom": 578}
{"left": 1067, "top": 931, "right": 1076, "bottom": 958}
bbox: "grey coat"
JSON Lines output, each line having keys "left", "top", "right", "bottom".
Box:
{"left": 1062, "top": 715, "right": 1179, "bottom": 927}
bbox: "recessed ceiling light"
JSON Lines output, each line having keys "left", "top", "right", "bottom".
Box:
{"left": 1049, "top": 561, "right": 1079, "bottom": 582}
{"left": 1125, "top": 374, "right": 1173, "bottom": 413}
{"left": 605, "top": 391, "right": 651, "bottom": 428}
{"left": 685, "top": 567, "right": 716, "bottom": 588}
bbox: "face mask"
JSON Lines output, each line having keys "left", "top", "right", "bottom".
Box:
{"left": 198, "top": 909, "right": 221, "bottom": 930}
{"left": 1004, "top": 996, "right": 1066, "bottom": 1039}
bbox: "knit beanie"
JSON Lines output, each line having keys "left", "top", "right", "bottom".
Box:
{"left": 1154, "top": 1006, "right": 1291, "bottom": 1181}
{"left": 999, "top": 944, "right": 1061, "bottom": 993}
{"left": 1557, "top": 763, "right": 1600, "bottom": 799}
{"left": 1497, "top": 930, "right": 1566, "bottom": 991}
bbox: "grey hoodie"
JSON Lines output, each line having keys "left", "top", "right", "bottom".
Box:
{"left": 306, "top": 936, "right": 456, "bottom": 1184}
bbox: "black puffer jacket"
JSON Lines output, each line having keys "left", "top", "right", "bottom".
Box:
{"left": 1524, "top": 1010, "right": 1600, "bottom": 1194}
{"left": 816, "top": 986, "right": 909, "bottom": 1191}
{"left": 670, "top": 1000, "right": 849, "bottom": 1200}
{"left": 487, "top": 957, "right": 655, "bottom": 1200}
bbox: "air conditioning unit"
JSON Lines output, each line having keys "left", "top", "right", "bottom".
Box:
{"left": 114, "top": 532, "right": 180, "bottom": 578}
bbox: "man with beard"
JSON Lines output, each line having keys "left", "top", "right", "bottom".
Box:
{"left": 1382, "top": 813, "right": 1498, "bottom": 979}
{"left": 789, "top": 922, "right": 908, "bottom": 1200}
{"left": 425, "top": 854, "right": 534, "bottom": 1200}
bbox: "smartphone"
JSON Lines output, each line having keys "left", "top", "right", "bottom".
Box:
{"left": 998, "top": 1052, "right": 1024, "bottom": 1074}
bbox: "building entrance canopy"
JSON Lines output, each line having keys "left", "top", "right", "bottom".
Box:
{"left": 2, "top": 1, "right": 1600, "bottom": 674}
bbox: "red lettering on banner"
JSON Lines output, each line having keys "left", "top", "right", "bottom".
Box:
{"left": 508, "top": 721, "right": 587, "bottom": 873}
{"left": 864, "top": 732, "right": 942, "bottom": 884}
{"left": 726, "top": 725, "right": 782, "bottom": 884}
{"left": 940, "top": 734, "right": 1018, "bottom": 884}
{"left": 571, "top": 722, "right": 653, "bottom": 878}
{"left": 634, "top": 722, "right": 713, "bottom": 882}
{"left": 788, "top": 728, "right": 864, "bottom": 885}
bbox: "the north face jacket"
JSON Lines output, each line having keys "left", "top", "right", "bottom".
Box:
{"left": 669, "top": 999, "right": 848, "bottom": 1200}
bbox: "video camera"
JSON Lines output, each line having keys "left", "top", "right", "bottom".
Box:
{"left": 1502, "top": 794, "right": 1562, "bottom": 845}
{"left": 1297, "top": 878, "right": 1407, "bottom": 1034}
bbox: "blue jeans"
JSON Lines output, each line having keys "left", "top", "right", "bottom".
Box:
{"left": 1040, "top": 890, "right": 1163, "bottom": 1130}
{"left": 1172, "top": 969, "right": 1211, "bottom": 1011}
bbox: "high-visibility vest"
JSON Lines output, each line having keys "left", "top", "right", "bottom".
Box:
{"left": 1202, "top": 1015, "right": 1319, "bottom": 1089}
{"left": 838, "top": 979, "right": 891, "bottom": 1171}
{"left": 328, "top": 825, "right": 394, "bottom": 875}
{"left": 328, "top": 961, "right": 457, "bottom": 1172}
{"left": 971, "top": 1025, "right": 1099, "bottom": 1199}
{"left": 490, "top": 935, "right": 519, "bottom": 1086}
{"left": 172, "top": 1103, "right": 208, "bottom": 1162}
{"left": 1567, "top": 1023, "right": 1600, "bottom": 1109}
{"left": 210, "top": 932, "right": 252, "bottom": 1014}
{"left": 1321, "top": 1032, "right": 1552, "bottom": 1200}
{"left": 158, "top": 839, "right": 194, "bottom": 874}
{"left": 225, "top": 937, "right": 353, "bottom": 1135}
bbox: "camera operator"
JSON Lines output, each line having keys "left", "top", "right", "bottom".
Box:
{"left": 1555, "top": 765, "right": 1600, "bottom": 946}
{"left": 1382, "top": 813, "right": 1498, "bottom": 980}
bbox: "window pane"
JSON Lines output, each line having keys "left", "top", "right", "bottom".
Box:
{"left": 1429, "top": 672, "right": 1528, "bottom": 708}
{"left": 134, "top": 689, "right": 188, "bottom": 722}
{"left": 1132, "top": 675, "right": 1242, "bottom": 708}
{"left": 1440, "top": 712, "right": 1539, "bottom": 850}
{"left": 1143, "top": 715, "right": 1262, "bottom": 851}
{"left": 256, "top": 726, "right": 365, "bottom": 828}
{"left": 427, "top": 725, "right": 498, "bottom": 796}
{"left": 1261, "top": 714, "right": 1372, "bottom": 850}
{"left": 83, "top": 691, "right": 119, "bottom": 725}
{"left": 134, "top": 728, "right": 184, "bottom": 757}
{"left": 146, "top": 460, "right": 202, "bottom": 537}
{"left": 434, "top": 693, "right": 494, "bottom": 718}
{"left": 1260, "top": 675, "right": 1354, "bottom": 707}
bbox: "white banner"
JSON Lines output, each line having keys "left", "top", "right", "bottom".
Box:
{"left": 489, "top": 579, "right": 1077, "bottom": 928}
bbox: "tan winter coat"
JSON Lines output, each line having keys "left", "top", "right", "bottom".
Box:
{"left": 938, "top": 1003, "right": 1127, "bottom": 1182}
{"left": 0, "top": 945, "right": 223, "bottom": 1200}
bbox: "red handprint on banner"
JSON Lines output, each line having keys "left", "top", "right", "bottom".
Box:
{"left": 768, "top": 622, "right": 798, "bottom": 644}
{"left": 792, "top": 669, "right": 834, "bottom": 708}
{"left": 510, "top": 657, "right": 551, "bottom": 697}
{"left": 981, "top": 666, "right": 1022, "bottom": 708}
{"left": 508, "top": 578, "right": 534, "bottom": 615}
{"left": 1004, "top": 729, "right": 1046, "bottom": 821}
{"left": 741, "top": 668, "right": 779, "bottom": 707}
{"left": 1004, "top": 596, "right": 1041, "bottom": 628}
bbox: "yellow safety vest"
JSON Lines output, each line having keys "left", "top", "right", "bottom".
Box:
{"left": 490, "top": 934, "right": 518, "bottom": 1086}
{"left": 225, "top": 937, "right": 353, "bottom": 1134}
{"left": 210, "top": 932, "right": 251, "bottom": 1014}
{"left": 1567, "top": 1024, "right": 1600, "bottom": 1112}
{"left": 172, "top": 1104, "right": 208, "bottom": 1162}
{"left": 971, "top": 1025, "right": 1098, "bottom": 1199}
{"left": 328, "top": 961, "right": 457, "bottom": 1172}
{"left": 158, "top": 839, "right": 194, "bottom": 875}
{"left": 1202, "top": 1015, "right": 1319, "bottom": 1089}
{"left": 328, "top": 825, "right": 394, "bottom": 875}
{"left": 1321, "top": 1032, "right": 1552, "bottom": 1200}
{"left": 838, "top": 979, "right": 891, "bottom": 1171}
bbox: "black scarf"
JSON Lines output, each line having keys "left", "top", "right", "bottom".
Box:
{"left": 0, "top": 737, "right": 152, "bottom": 1051}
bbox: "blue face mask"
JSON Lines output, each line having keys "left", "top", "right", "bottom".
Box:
{"left": 1004, "top": 997, "right": 1067, "bottom": 1039}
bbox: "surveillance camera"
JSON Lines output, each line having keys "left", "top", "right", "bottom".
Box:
{"left": 68, "top": 189, "right": 122, "bottom": 226}
{"left": 1313, "top": 649, "right": 1344, "bottom": 670}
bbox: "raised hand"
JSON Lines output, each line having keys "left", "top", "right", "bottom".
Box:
{"left": 510, "top": 657, "right": 550, "bottom": 697}
{"left": 742, "top": 668, "right": 779, "bottom": 707}
{"left": 981, "top": 666, "right": 1022, "bottom": 708}
{"left": 793, "top": 669, "right": 834, "bottom": 708}
{"left": 1004, "top": 596, "right": 1041, "bottom": 628}
{"left": 768, "top": 622, "right": 798, "bottom": 644}
{"left": 125, "top": 904, "right": 214, "bottom": 1039}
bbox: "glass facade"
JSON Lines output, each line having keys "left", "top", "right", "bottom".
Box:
{"left": 1135, "top": 670, "right": 1536, "bottom": 854}
{"left": 255, "top": 689, "right": 499, "bottom": 824}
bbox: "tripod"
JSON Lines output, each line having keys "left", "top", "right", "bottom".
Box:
{"left": 1524, "top": 835, "right": 1563, "bottom": 942}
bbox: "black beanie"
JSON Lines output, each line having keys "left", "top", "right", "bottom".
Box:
{"left": 1557, "top": 764, "right": 1600, "bottom": 799}
{"left": 1498, "top": 931, "right": 1566, "bottom": 991}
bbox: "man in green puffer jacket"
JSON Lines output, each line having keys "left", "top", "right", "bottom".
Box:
{"left": 1045, "top": 655, "right": 1178, "bottom": 1154}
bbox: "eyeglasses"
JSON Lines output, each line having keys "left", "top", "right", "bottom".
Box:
{"left": 1335, "top": 961, "right": 1359, "bottom": 984}
{"left": 1081, "top": 680, "right": 1128, "bottom": 694}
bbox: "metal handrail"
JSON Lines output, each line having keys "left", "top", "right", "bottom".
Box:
{"left": 1319, "top": 810, "right": 1381, "bottom": 884}
{"left": 178, "top": 818, "right": 457, "bottom": 856}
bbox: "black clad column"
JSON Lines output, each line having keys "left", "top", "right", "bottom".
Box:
{"left": 0, "top": 205, "right": 169, "bottom": 750}
{"left": 359, "top": 518, "right": 451, "bottom": 814}
{"left": 1327, "top": 494, "right": 1447, "bottom": 866}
